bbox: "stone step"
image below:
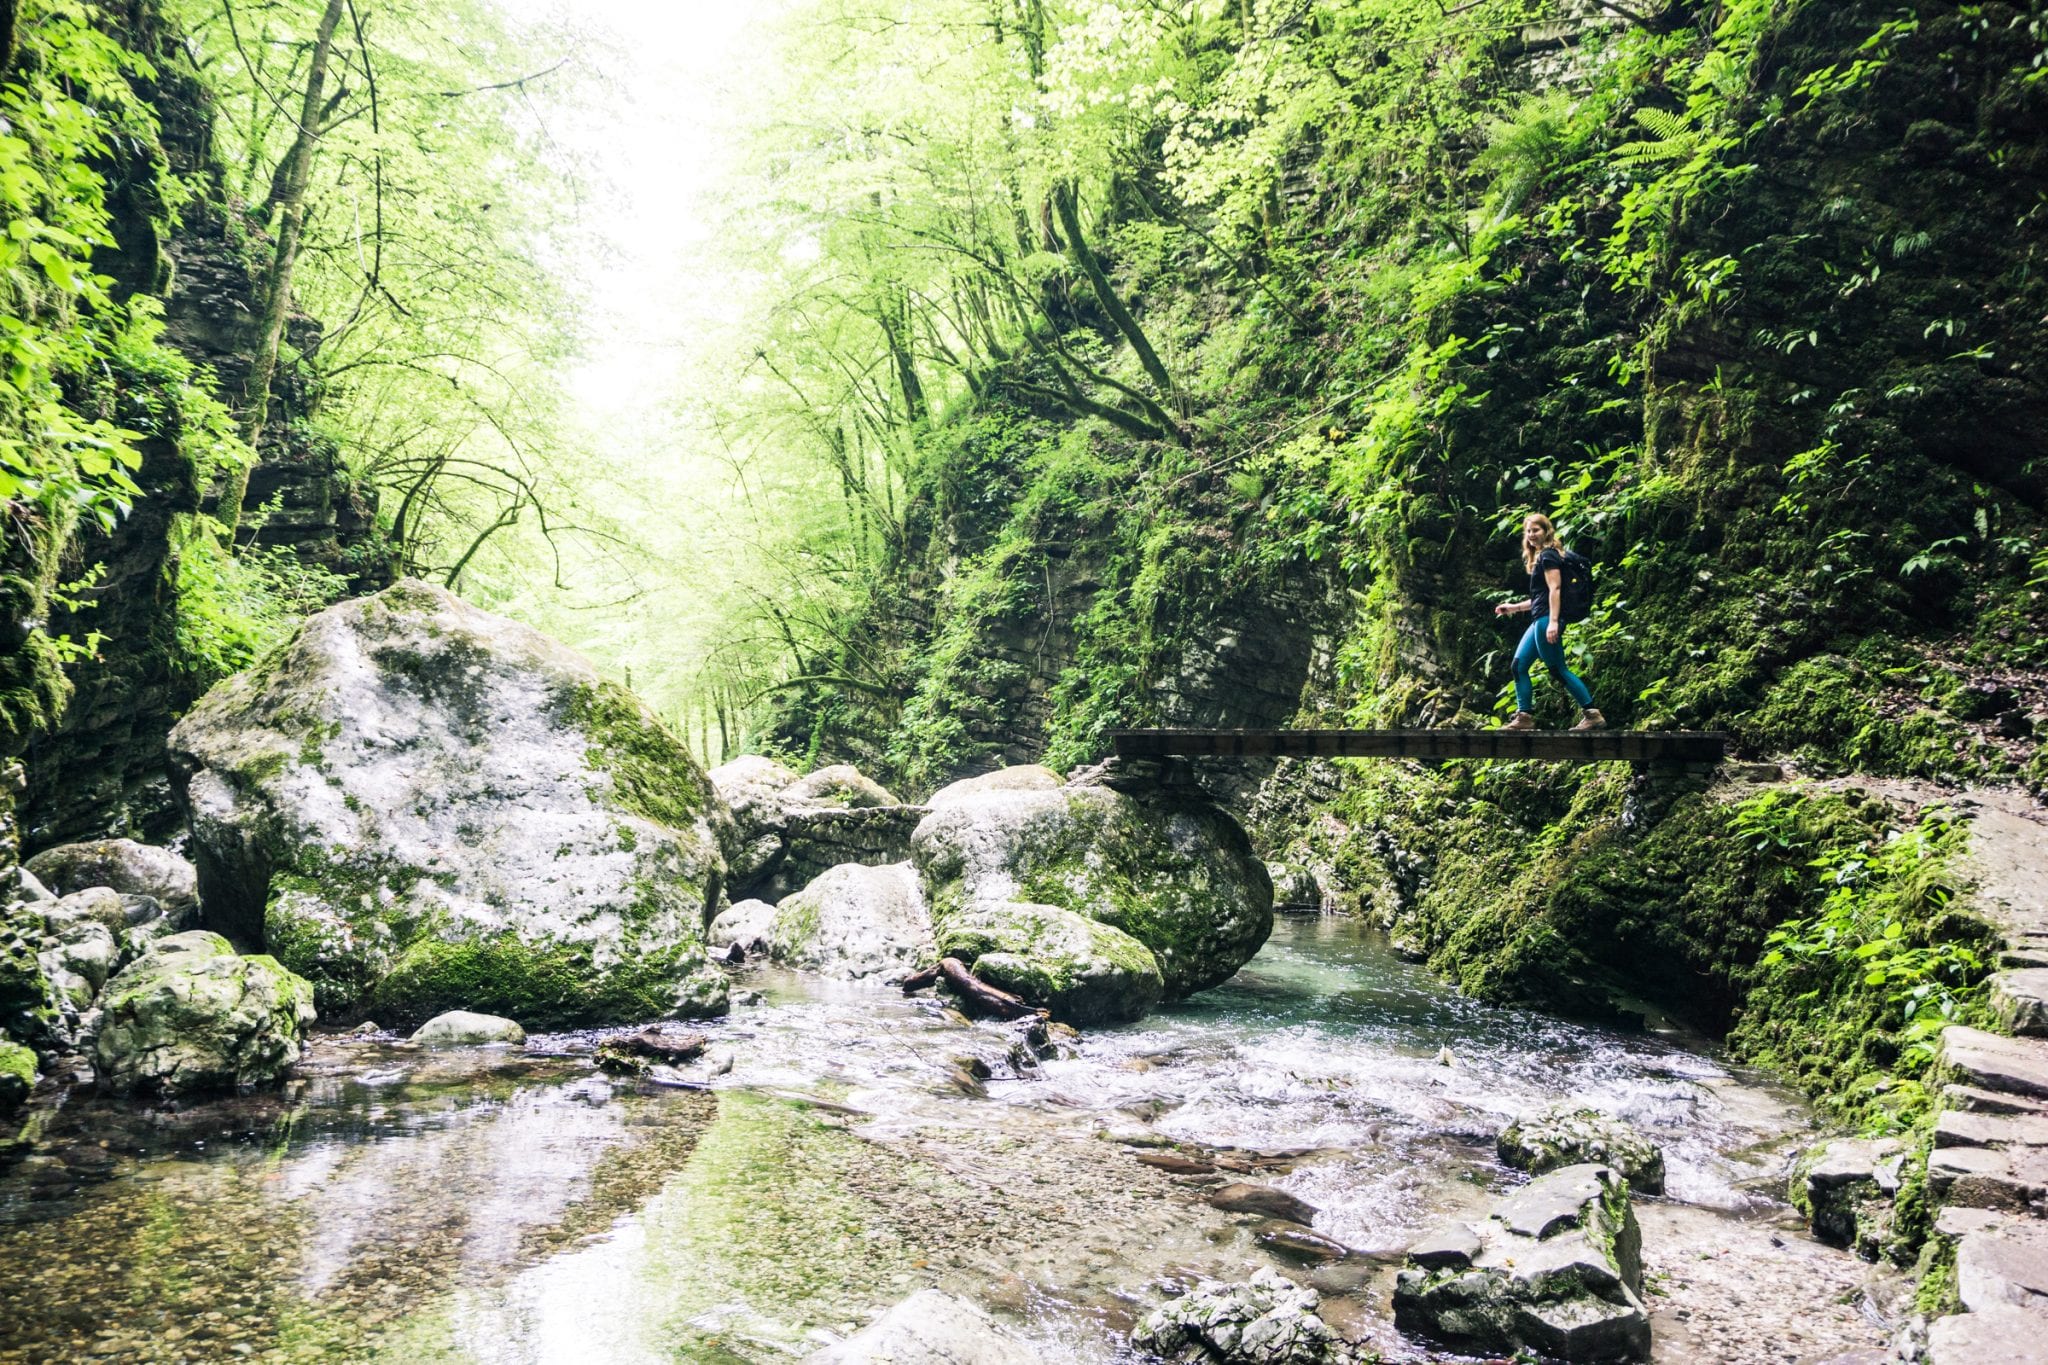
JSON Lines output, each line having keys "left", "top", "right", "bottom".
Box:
{"left": 1940, "top": 1026, "right": 2048, "bottom": 1101}
{"left": 1957, "top": 1214, "right": 2048, "bottom": 1314}
{"left": 1997, "top": 970, "right": 2048, "bottom": 1037}
{"left": 1938, "top": 1110, "right": 2048, "bottom": 1151}
{"left": 1929, "top": 1144, "right": 2048, "bottom": 1216}
{"left": 1927, "top": 1303, "right": 2048, "bottom": 1363}
{"left": 1946, "top": 1083, "right": 2048, "bottom": 1117}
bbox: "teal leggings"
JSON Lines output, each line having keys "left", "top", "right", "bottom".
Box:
{"left": 1515, "top": 617, "right": 1595, "bottom": 712}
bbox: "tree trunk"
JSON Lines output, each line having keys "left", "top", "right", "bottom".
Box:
{"left": 1052, "top": 181, "right": 1177, "bottom": 406}
{"left": 225, "top": 0, "right": 346, "bottom": 531}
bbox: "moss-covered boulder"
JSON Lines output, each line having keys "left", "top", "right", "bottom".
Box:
{"left": 0, "top": 1031, "right": 36, "bottom": 1112}
{"left": 768, "top": 862, "right": 931, "bottom": 982}
{"left": 911, "top": 781, "right": 1272, "bottom": 1000}
{"left": 168, "top": 579, "right": 735, "bottom": 1028}
{"left": 708, "top": 755, "right": 802, "bottom": 885}
{"left": 937, "top": 900, "right": 1162, "bottom": 1025}
{"left": 93, "top": 931, "right": 315, "bottom": 1096}
{"left": 1499, "top": 1104, "right": 1666, "bottom": 1194}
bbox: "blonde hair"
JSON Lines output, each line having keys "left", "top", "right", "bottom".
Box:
{"left": 1521, "top": 513, "right": 1559, "bottom": 572}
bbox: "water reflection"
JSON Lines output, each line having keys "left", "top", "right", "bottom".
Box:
{"left": 0, "top": 917, "right": 1818, "bottom": 1364}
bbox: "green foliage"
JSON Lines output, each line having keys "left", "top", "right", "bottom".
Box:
{"left": 171, "top": 518, "right": 347, "bottom": 691}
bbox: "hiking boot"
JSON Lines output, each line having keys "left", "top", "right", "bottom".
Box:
{"left": 1573, "top": 708, "right": 1607, "bottom": 731}
{"left": 1502, "top": 712, "right": 1537, "bottom": 731}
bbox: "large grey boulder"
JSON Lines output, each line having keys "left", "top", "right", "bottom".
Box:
{"left": 1133, "top": 1267, "right": 1363, "bottom": 1364}
{"left": 785, "top": 764, "right": 899, "bottom": 810}
{"left": 937, "top": 901, "right": 1161, "bottom": 1025}
{"left": 806, "top": 1290, "right": 1036, "bottom": 1364}
{"left": 768, "top": 862, "right": 931, "bottom": 982}
{"left": 911, "top": 781, "right": 1271, "bottom": 1003}
{"left": 926, "top": 765, "right": 1062, "bottom": 808}
{"left": 708, "top": 755, "right": 801, "bottom": 886}
{"left": 1792, "top": 1136, "right": 1903, "bottom": 1249}
{"left": 707, "top": 898, "right": 777, "bottom": 957}
{"left": 93, "top": 931, "right": 315, "bottom": 1095}
{"left": 168, "top": 579, "right": 733, "bottom": 1028}
{"left": 36, "top": 891, "right": 124, "bottom": 1046}
{"left": 25, "top": 839, "right": 199, "bottom": 918}
{"left": 1500, "top": 1103, "right": 1666, "bottom": 1194}
{"left": 1394, "top": 1163, "right": 1650, "bottom": 1362}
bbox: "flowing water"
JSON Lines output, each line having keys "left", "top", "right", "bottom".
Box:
{"left": 0, "top": 918, "right": 1863, "bottom": 1365}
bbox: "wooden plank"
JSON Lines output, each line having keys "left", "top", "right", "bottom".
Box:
{"left": 1109, "top": 728, "right": 1726, "bottom": 765}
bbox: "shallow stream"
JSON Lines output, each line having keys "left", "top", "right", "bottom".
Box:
{"left": 0, "top": 917, "right": 1893, "bottom": 1364}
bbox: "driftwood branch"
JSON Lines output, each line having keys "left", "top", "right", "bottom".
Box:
{"left": 898, "top": 965, "right": 939, "bottom": 994}
{"left": 937, "top": 957, "right": 1043, "bottom": 1021}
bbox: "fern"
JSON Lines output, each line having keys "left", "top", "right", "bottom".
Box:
{"left": 1612, "top": 107, "right": 1701, "bottom": 166}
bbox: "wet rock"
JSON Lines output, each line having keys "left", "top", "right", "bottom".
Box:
{"left": 805, "top": 1288, "right": 1036, "bottom": 1364}
{"left": 935, "top": 899, "right": 1162, "bottom": 1025}
{"left": 1394, "top": 1163, "right": 1649, "bottom": 1362}
{"left": 911, "top": 780, "right": 1272, "bottom": 1001}
{"left": 707, "top": 898, "right": 777, "bottom": 957}
{"left": 1133, "top": 1266, "right": 1363, "bottom": 1364}
{"left": 1210, "top": 1182, "right": 1319, "bottom": 1227}
{"left": 93, "top": 931, "right": 315, "bottom": 1095}
{"left": 409, "top": 1010, "right": 526, "bottom": 1046}
{"left": 595, "top": 1028, "right": 707, "bottom": 1075}
{"left": 0, "top": 1031, "right": 34, "bottom": 1111}
{"left": 169, "top": 579, "right": 733, "bottom": 1028}
{"left": 1266, "top": 862, "right": 1320, "bottom": 911}
{"left": 769, "top": 862, "right": 932, "bottom": 982}
{"left": 708, "top": 755, "right": 801, "bottom": 885}
{"left": 1500, "top": 1103, "right": 1666, "bottom": 1194}
{"left": 1793, "top": 1137, "right": 1904, "bottom": 1249}
{"left": 1256, "top": 1224, "right": 1353, "bottom": 1265}
{"left": 926, "top": 765, "right": 1063, "bottom": 808}
{"left": 25, "top": 839, "right": 199, "bottom": 917}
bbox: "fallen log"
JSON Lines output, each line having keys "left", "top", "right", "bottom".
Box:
{"left": 937, "top": 956, "right": 1042, "bottom": 1021}
{"left": 898, "top": 964, "right": 939, "bottom": 994}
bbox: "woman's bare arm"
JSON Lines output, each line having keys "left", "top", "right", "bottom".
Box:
{"left": 1545, "top": 567, "right": 1564, "bottom": 638}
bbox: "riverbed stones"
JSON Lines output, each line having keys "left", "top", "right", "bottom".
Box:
{"left": 25, "top": 839, "right": 199, "bottom": 918}
{"left": 805, "top": 1289, "right": 1036, "bottom": 1364}
{"left": 1132, "top": 1267, "right": 1362, "bottom": 1364}
{"left": 935, "top": 900, "right": 1162, "bottom": 1024}
{"left": 1394, "top": 1163, "right": 1650, "bottom": 1362}
{"left": 409, "top": 1010, "right": 526, "bottom": 1046}
{"left": 768, "top": 862, "right": 931, "bottom": 982}
{"left": 1499, "top": 1103, "right": 1666, "bottom": 1194}
{"left": 168, "top": 579, "right": 733, "bottom": 1028}
{"left": 93, "top": 931, "right": 315, "bottom": 1095}
{"left": 911, "top": 780, "right": 1272, "bottom": 1001}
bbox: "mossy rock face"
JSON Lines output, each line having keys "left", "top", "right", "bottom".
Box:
{"left": 169, "top": 579, "right": 735, "bottom": 1029}
{"left": 937, "top": 900, "right": 1162, "bottom": 1026}
{"left": 911, "top": 781, "right": 1272, "bottom": 1000}
{"left": 0, "top": 1032, "right": 35, "bottom": 1113}
{"left": 92, "top": 931, "right": 315, "bottom": 1096}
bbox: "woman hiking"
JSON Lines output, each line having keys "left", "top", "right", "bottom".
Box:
{"left": 1493, "top": 513, "right": 1606, "bottom": 731}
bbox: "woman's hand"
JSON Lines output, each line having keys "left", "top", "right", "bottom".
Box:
{"left": 1494, "top": 601, "right": 1513, "bottom": 617}
{"left": 1545, "top": 620, "right": 1560, "bottom": 644}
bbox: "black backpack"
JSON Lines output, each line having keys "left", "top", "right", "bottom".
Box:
{"left": 1558, "top": 549, "right": 1595, "bottom": 624}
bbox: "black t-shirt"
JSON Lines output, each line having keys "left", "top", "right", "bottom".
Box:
{"left": 1528, "top": 547, "right": 1566, "bottom": 617}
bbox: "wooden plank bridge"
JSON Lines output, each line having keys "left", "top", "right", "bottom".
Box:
{"left": 1110, "top": 728, "right": 1727, "bottom": 767}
